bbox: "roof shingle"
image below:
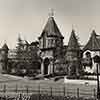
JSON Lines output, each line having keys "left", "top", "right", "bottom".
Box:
{"left": 83, "top": 30, "right": 100, "bottom": 51}
{"left": 67, "top": 30, "right": 80, "bottom": 51}
{"left": 39, "top": 17, "right": 64, "bottom": 39}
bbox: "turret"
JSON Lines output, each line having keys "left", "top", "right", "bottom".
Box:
{"left": 38, "top": 11, "right": 64, "bottom": 75}
{"left": 66, "top": 30, "right": 82, "bottom": 76}
{"left": 83, "top": 30, "right": 100, "bottom": 74}
{"left": 0, "top": 43, "right": 9, "bottom": 73}
{"left": 2, "top": 43, "right": 9, "bottom": 53}
{"left": 38, "top": 15, "right": 64, "bottom": 50}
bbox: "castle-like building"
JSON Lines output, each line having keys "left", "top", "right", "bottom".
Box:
{"left": 0, "top": 14, "right": 100, "bottom": 76}
{"left": 0, "top": 43, "right": 9, "bottom": 73}
{"left": 38, "top": 15, "right": 64, "bottom": 75}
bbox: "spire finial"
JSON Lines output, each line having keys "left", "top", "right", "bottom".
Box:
{"left": 49, "top": 8, "right": 54, "bottom": 17}
{"left": 72, "top": 24, "right": 75, "bottom": 33}
{"left": 4, "top": 40, "right": 7, "bottom": 44}
{"left": 18, "top": 32, "right": 20, "bottom": 39}
{"left": 92, "top": 25, "right": 96, "bottom": 30}
{"left": 91, "top": 25, "right": 96, "bottom": 33}
{"left": 90, "top": 25, "right": 96, "bottom": 35}
{"left": 18, "top": 32, "right": 22, "bottom": 42}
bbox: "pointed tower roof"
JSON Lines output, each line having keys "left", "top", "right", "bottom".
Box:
{"left": 83, "top": 30, "right": 100, "bottom": 51}
{"left": 2, "top": 43, "right": 9, "bottom": 50}
{"left": 67, "top": 29, "right": 80, "bottom": 51}
{"left": 39, "top": 16, "right": 64, "bottom": 39}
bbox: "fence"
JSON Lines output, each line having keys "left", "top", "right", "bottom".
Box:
{"left": 0, "top": 84, "right": 97, "bottom": 99}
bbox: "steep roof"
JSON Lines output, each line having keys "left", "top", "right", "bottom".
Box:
{"left": 39, "top": 16, "right": 64, "bottom": 39}
{"left": 83, "top": 30, "right": 100, "bottom": 51}
{"left": 2, "top": 43, "right": 9, "bottom": 50}
{"left": 67, "top": 30, "right": 80, "bottom": 51}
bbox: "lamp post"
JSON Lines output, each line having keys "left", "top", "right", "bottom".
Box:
{"left": 97, "top": 63, "right": 100, "bottom": 99}
{"left": 93, "top": 55, "right": 100, "bottom": 99}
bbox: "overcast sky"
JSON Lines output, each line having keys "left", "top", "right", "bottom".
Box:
{"left": 0, "top": 0, "right": 100, "bottom": 48}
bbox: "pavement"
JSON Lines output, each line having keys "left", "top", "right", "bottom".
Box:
{"left": 64, "top": 77, "right": 97, "bottom": 85}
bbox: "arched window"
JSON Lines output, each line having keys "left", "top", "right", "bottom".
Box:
{"left": 82, "top": 51, "right": 92, "bottom": 68}
{"left": 85, "top": 51, "right": 91, "bottom": 58}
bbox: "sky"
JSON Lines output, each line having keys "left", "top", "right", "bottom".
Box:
{"left": 0, "top": 0, "right": 100, "bottom": 48}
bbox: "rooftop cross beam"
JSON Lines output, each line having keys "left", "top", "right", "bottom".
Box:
{"left": 49, "top": 8, "right": 54, "bottom": 17}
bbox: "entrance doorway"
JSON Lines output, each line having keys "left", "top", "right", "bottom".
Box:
{"left": 43, "top": 58, "right": 50, "bottom": 75}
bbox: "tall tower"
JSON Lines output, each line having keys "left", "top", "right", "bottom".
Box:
{"left": 38, "top": 13, "right": 64, "bottom": 75}
{"left": 66, "top": 30, "right": 82, "bottom": 76}
{"left": 0, "top": 43, "right": 9, "bottom": 73}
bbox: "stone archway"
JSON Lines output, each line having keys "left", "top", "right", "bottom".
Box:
{"left": 43, "top": 57, "right": 50, "bottom": 75}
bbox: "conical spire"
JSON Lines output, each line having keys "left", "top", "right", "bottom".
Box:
{"left": 67, "top": 30, "right": 80, "bottom": 51}
{"left": 91, "top": 30, "right": 96, "bottom": 36}
{"left": 16, "top": 33, "right": 24, "bottom": 50}
{"left": 83, "top": 30, "right": 100, "bottom": 51}
{"left": 2, "top": 43, "right": 9, "bottom": 50}
{"left": 39, "top": 13, "right": 64, "bottom": 39}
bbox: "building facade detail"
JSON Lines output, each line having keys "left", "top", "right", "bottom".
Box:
{"left": 66, "top": 30, "right": 82, "bottom": 76}
{"left": 38, "top": 15, "right": 64, "bottom": 75}
{"left": 0, "top": 14, "right": 99, "bottom": 76}
{"left": 83, "top": 30, "right": 100, "bottom": 73}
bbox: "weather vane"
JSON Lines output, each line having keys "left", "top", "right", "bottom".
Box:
{"left": 49, "top": 8, "right": 54, "bottom": 17}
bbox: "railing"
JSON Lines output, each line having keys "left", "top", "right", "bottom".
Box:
{"left": 0, "top": 84, "right": 97, "bottom": 99}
